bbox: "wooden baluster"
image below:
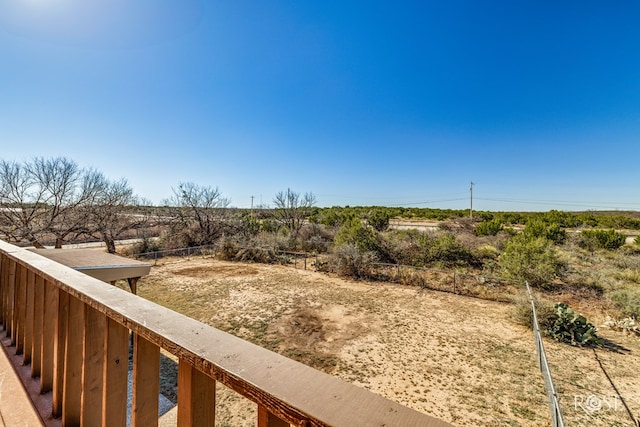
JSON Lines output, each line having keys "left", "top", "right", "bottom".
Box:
{"left": 15, "top": 263, "right": 26, "bottom": 353}
{"left": 24, "top": 269, "right": 35, "bottom": 365}
{"left": 102, "top": 318, "right": 129, "bottom": 427}
{"left": 41, "top": 279, "right": 57, "bottom": 393}
{"left": 82, "top": 305, "right": 106, "bottom": 426}
{"left": 4, "top": 257, "right": 16, "bottom": 344}
{"left": 177, "top": 360, "right": 216, "bottom": 427}
{"left": 31, "top": 274, "right": 45, "bottom": 378}
{"left": 258, "top": 405, "right": 290, "bottom": 427}
{"left": 132, "top": 334, "right": 160, "bottom": 427}
{"left": 0, "top": 255, "right": 5, "bottom": 329}
{"left": 7, "top": 258, "right": 16, "bottom": 341}
{"left": 52, "top": 288, "right": 67, "bottom": 417}
{"left": 62, "top": 294, "right": 83, "bottom": 425}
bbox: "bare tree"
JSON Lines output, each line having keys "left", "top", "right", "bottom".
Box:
{"left": 0, "top": 160, "right": 46, "bottom": 246}
{"left": 165, "top": 182, "right": 231, "bottom": 246}
{"left": 0, "top": 157, "right": 141, "bottom": 249}
{"left": 27, "top": 157, "right": 100, "bottom": 248}
{"left": 82, "top": 174, "right": 150, "bottom": 253}
{"left": 272, "top": 188, "right": 316, "bottom": 239}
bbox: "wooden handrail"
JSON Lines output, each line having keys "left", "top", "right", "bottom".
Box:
{"left": 0, "top": 240, "right": 452, "bottom": 427}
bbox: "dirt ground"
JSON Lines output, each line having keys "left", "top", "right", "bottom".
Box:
{"left": 134, "top": 256, "right": 640, "bottom": 427}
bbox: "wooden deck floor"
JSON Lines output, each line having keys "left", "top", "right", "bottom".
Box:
{"left": 0, "top": 332, "right": 51, "bottom": 427}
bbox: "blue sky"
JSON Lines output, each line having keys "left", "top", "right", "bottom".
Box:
{"left": 1, "top": 1, "right": 639, "bottom": 211}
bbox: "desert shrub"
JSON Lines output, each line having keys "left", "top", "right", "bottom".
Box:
{"left": 369, "top": 209, "right": 391, "bottom": 232}
{"left": 314, "top": 207, "right": 355, "bottom": 228}
{"left": 397, "top": 268, "right": 429, "bottom": 288}
{"left": 547, "top": 303, "right": 602, "bottom": 346}
{"left": 566, "top": 277, "right": 604, "bottom": 297}
{"left": 216, "top": 237, "right": 240, "bottom": 261}
{"left": 298, "top": 223, "right": 334, "bottom": 253}
{"left": 327, "top": 244, "right": 378, "bottom": 279}
{"left": 610, "top": 289, "right": 640, "bottom": 319}
{"left": 523, "top": 219, "right": 566, "bottom": 244}
{"left": 380, "top": 230, "right": 476, "bottom": 268}
{"left": 635, "top": 235, "right": 640, "bottom": 245}
{"left": 473, "top": 244, "right": 500, "bottom": 260}
{"left": 578, "top": 229, "right": 626, "bottom": 250}
{"left": 128, "top": 233, "right": 161, "bottom": 255}
{"left": 428, "top": 234, "right": 477, "bottom": 268}
{"left": 234, "top": 247, "right": 278, "bottom": 263}
{"left": 499, "top": 234, "right": 565, "bottom": 288}
{"left": 245, "top": 231, "right": 291, "bottom": 252}
{"left": 237, "top": 216, "right": 261, "bottom": 239}
{"left": 334, "top": 218, "right": 382, "bottom": 254}
{"left": 380, "top": 229, "right": 432, "bottom": 266}
{"left": 475, "top": 219, "right": 502, "bottom": 236}
{"left": 512, "top": 295, "right": 557, "bottom": 330}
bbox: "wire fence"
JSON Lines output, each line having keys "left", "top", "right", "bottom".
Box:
{"left": 132, "top": 244, "right": 321, "bottom": 270}
{"left": 369, "top": 262, "right": 519, "bottom": 303}
{"left": 133, "top": 244, "right": 218, "bottom": 263}
{"left": 525, "top": 281, "right": 565, "bottom": 427}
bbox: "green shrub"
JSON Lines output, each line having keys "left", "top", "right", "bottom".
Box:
{"left": 578, "top": 229, "right": 626, "bottom": 250}
{"left": 369, "top": 209, "right": 391, "bottom": 232}
{"left": 499, "top": 234, "right": 565, "bottom": 288}
{"left": 334, "top": 218, "right": 380, "bottom": 253}
{"left": 475, "top": 219, "right": 502, "bottom": 236}
{"left": 523, "top": 219, "right": 566, "bottom": 244}
{"left": 547, "top": 303, "right": 602, "bottom": 346}
{"left": 474, "top": 244, "right": 500, "bottom": 260}
{"left": 428, "top": 234, "right": 477, "bottom": 268}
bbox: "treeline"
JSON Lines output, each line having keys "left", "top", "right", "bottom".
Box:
{"left": 307, "top": 206, "right": 640, "bottom": 230}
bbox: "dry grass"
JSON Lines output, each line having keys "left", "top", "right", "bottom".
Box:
{"left": 134, "top": 256, "right": 640, "bottom": 427}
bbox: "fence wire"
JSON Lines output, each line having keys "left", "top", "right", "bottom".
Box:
{"left": 525, "top": 281, "right": 565, "bottom": 427}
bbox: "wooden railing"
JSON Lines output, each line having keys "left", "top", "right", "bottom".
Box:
{"left": 0, "top": 240, "right": 452, "bottom": 427}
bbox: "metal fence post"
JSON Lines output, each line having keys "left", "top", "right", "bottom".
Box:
{"left": 453, "top": 272, "right": 456, "bottom": 294}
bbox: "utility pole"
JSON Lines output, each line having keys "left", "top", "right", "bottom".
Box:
{"left": 469, "top": 181, "right": 474, "bottom": 219}
{"left": 250, "top": 195, "right": 255, "bottom": 219}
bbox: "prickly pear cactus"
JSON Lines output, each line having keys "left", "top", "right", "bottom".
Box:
{"left": 547, "top": 303, "right": 602, "bottom": 346}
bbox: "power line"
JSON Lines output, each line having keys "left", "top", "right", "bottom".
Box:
{"left": 476, "top": 197, "right": 640, "bottom": 210}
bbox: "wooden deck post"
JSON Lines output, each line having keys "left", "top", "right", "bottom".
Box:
{"left": 177, "top": 360, "right": 216, "bottom": 427}
{"left": 258, "top": 405, "right": 290, "bottom": 427}
{"left": 127, "top": 277, "right": 139, "bottom": 295}
{"left": 132, "top": 334, "right": 160, "bottom": 427}
{"left": 102, "top": 318, "right": 129, "bottom": 427}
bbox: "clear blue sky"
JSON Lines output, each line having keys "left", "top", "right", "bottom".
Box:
{"left": 1, "top": 1, "right": 639, "bottom": 211}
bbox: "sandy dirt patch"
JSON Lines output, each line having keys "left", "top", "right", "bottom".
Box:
{"left": 135, "top": 257, "right": 640, "bottom": 427}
